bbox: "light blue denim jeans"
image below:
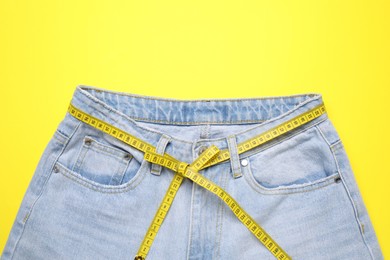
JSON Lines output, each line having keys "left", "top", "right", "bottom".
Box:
{"left": 1, "top": 85, "right": 383, "bottom": 259}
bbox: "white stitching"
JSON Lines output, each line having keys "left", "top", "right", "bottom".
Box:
{"left": 55, "top": 160, "right": 149, "bottom": 193}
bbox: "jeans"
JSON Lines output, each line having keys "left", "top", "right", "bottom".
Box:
{"left": 1, "top": 84, "right": 383, "bottom": 259}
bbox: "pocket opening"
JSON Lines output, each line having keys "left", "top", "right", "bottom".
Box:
{"left": 52, "top": 158, "right": 150, "bottom": 193}
{"left": 242, "top": 125, "right": 340, "bottom": 194}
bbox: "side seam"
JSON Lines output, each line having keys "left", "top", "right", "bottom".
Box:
{"left": 316, "top": 124, "right": 375, "bottom": 260}
{"left": 8, "top": 120, "right": 81, "bottom": 260}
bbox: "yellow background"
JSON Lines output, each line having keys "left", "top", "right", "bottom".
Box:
{"left": 1, "top": 0, "right": 388, "bottom": 257}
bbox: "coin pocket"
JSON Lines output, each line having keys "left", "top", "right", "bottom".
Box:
{"left": 72, "top": 135, "right": 133, "bottom": 186}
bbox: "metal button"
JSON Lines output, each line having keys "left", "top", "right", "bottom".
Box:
{"left": 198, "top": 146, "right": 208, "bottom": 156}
{"left": 240, "top": 159, "right": 248, "bottom": 167}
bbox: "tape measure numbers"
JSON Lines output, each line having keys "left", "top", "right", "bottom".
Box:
{"left": 139, "top": 149, "right": 291, "bottom": 260}
{"left": 198, "top": 104, "right": 326, "bottom": 170}
{"left": 135, "top": 145, "right": 220, "bottom": 259}
{"left": 68, "top": 102, "right": 327, "bottom": 260}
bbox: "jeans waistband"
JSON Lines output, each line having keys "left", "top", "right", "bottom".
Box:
{"left": 69, "top": 84, "right": 328, "bottom": 165}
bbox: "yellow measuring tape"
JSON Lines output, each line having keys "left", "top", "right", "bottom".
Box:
{"left": 68, "top": 102, "right": 327, "bottom": 260}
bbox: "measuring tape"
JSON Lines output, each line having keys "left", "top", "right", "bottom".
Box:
{"left": 137, "top": 148, "right": 291, "bottom": 259}
{"left": 68, "top": 102, "right": 327, "bottom": 260}
{"left": 134, "top": 145, "right": 220, "bottom": 260}
{"left": 197, "top": 104, "right": 326, "bottom": 171}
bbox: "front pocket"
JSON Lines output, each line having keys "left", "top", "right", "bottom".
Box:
{"left": 72, "top": 135, "right": 133, "bottom": 186}
{"left": 243, "top": 125, "right": 341, "bottom": 194}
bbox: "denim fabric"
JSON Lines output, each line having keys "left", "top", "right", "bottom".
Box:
{"left": 1, "top": 85, "right": 383, "bottom": 259}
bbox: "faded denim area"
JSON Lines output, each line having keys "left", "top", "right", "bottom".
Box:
{"left": 2, "top": 85, "right": 383, "bottom": 260}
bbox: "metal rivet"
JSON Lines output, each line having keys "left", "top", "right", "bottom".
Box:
{"left": 84, "top": 138, "right": 92, "bottom": 146}
{"left": 198, "top": 146, "right": 208, "bottom": 156}
{"left": 124, "top": 153, "right": 132, "bottom": 160}
{"left": 53, "top": 166, "right": 59, "bottom": 173}
{"left": 241, "top": 159, "right": 248, "bottom": 167}
{"left": 335, "top": 176, "right": 342, "bottom": 183}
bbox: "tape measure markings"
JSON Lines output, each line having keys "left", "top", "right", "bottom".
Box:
{"left": 135, "top": 145, "right": 220, "bottom": 259}
{"left": 199, "top": 104, "right": 326, "bottom": 170}
{"left": 135, "top": 173, "right": 184, "bottom": 259}
{"left": 68, "top": 105, "right": 178, "bottom": 162}
{"left": 68, "top": 102, "right": 326, "bottom": 260}
{"left": 141, "top": 150, "right": 290, "bottom": 260}
{"left": 69, "top": 103, "right": 325, "bottom": 172}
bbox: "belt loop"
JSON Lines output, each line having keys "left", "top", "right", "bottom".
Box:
{"left": 150, "top": 134, "right": 172, "bottom": 176}
{"left": 226, "top": 135, "right": 243, "bottom": 179}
